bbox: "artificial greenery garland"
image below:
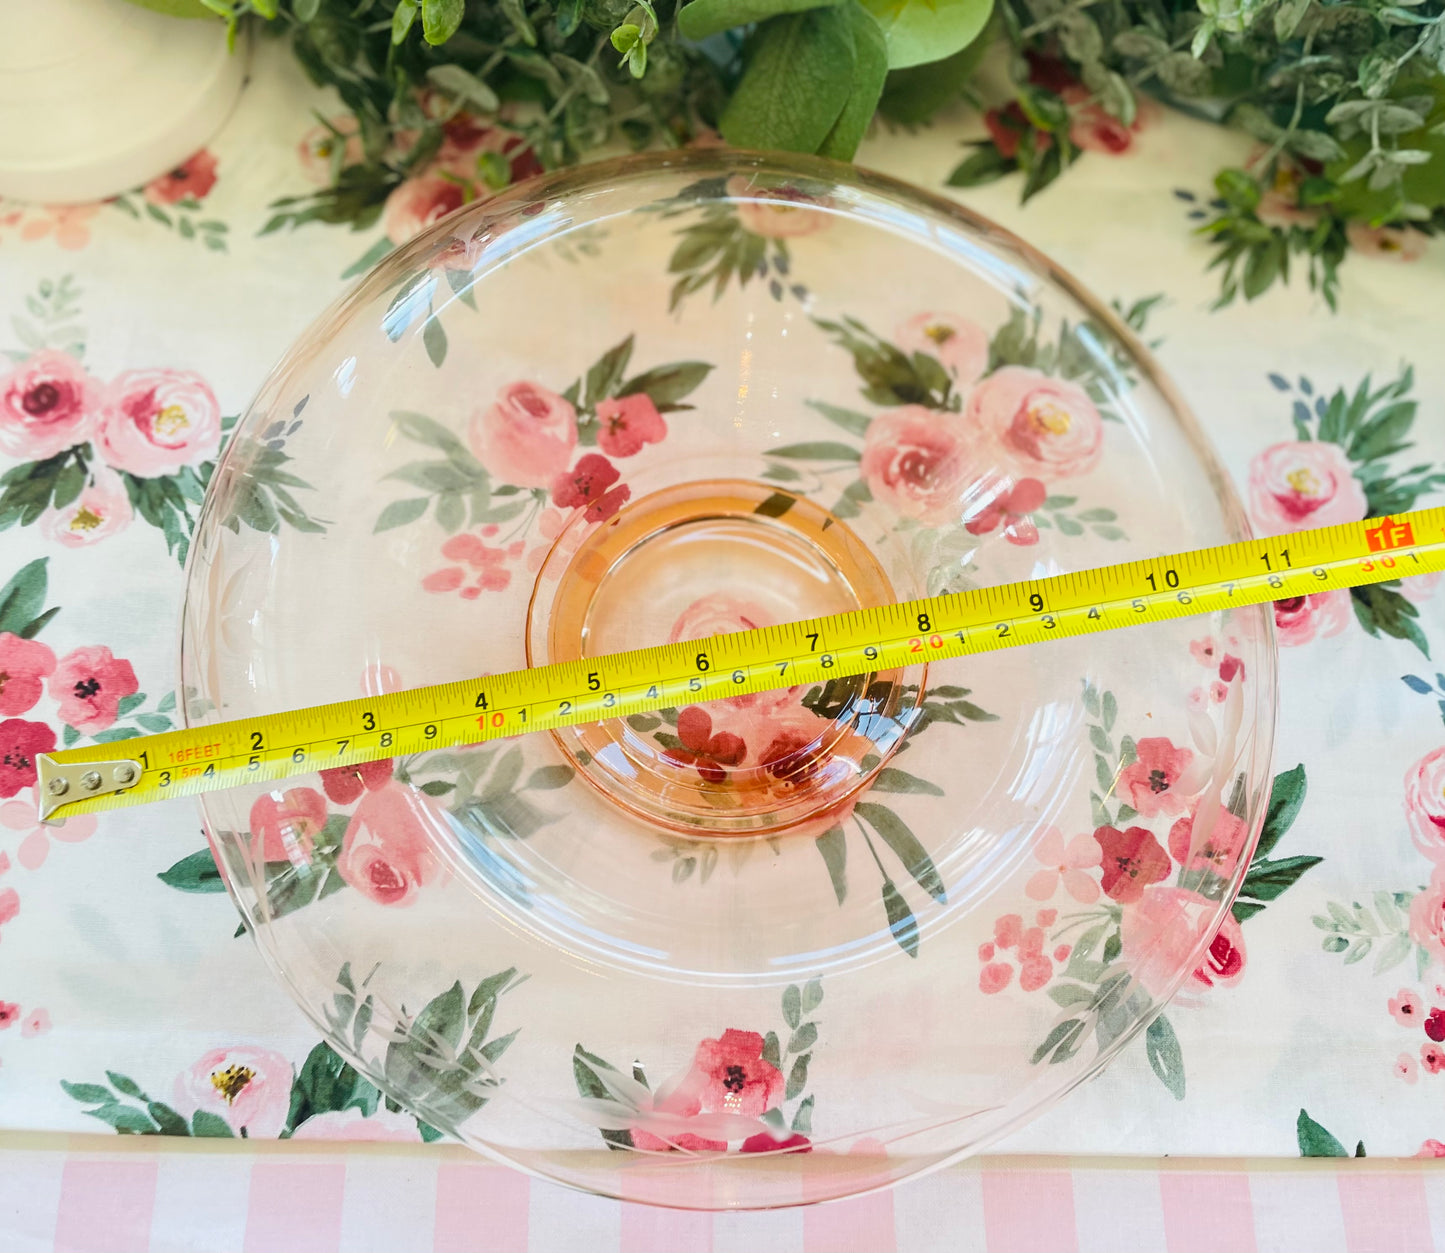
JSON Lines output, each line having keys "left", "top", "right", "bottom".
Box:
{"left": 172, "top": 0, "right": 1444, "bottom": 303}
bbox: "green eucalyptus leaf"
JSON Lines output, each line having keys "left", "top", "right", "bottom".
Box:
{"left": 858, "top": 0, "right": 992, "bottom": 70}
{"left": 720, "top": 8, "right": 856, "bottom": 153}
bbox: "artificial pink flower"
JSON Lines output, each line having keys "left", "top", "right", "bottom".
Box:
{"left": 248, "top": 788, "right": 328, "bottom": 864}
{"left": 1117, "top": 737, "right": 1196, "bottom": 819}
{"left": 0, "top": 1001, "right": 19, "bottom": 1028}
{"left": 1404, "top": 750, "right": 1445, "bottom": 865}
{"left": 1248, "top": 441, "right": 1367, "bottom": 533}
{"left": 595, "top": 393, "right": 666, "bottom": 458}
{"left": 1272, "top": 589, "right": 1352, "bottom": 646}
{"left": 966, "top": 366, "right": 1104, "bottom": 480}
{"left": 382, "top": 174, "right": 466, "bottom": 246}
{"left": 725, "top": 175, "right": 831, "bottom": 239}
{"left": 319, "top": 758, "right": 394, "bottom": 807}
{"left": 692, "top": 1029, "right": 784, "bottom": 1118}
{"left": 858, "top": 405, "right": 978, "bottom": 526}
{"left": 47, "top": 646, "right": 138, "bottom": 734}
{"left": 963, "top": 476, "right": 1047, "bottom": 547}
{"left": 20, "top": 1008, "right": 50, "bottom": 1037}
{"left": 1168, "top": 806, "right": 1250, "bottom": 877}
{"left": 0, "top": 350, "right": 100, "bottom": 460}
{"left": 1191, "top": 913, "right": 1247, "bottom": 988}
{"left": 144, "top": 150, "right": 218, "bottom": 206}
{"left": 893, "top": 313, "right": 989, "bottom": 387}
{"left": 0, "top": 719, "right": 54, "bottom": 798}
{"left": 1346, "top": 222, "right": 1428, "bottom": 262}
{"left": 336, "top": 784, "right": 439, "bottom": 906}
{"left": 291, "top": 1108, "right": 422, "bottom": 1141}
{"left": 175, "top": 1045, "right": 290, "bottom": 1138}
{"left": 1120, "top": 885, "right": 1213, "bottom": 999}
{"left": 1397, "top": 1053, "right": 1420, "bottom": 1084}
{"left": 1094, "top": 824, "right": 1171, "bottom": 903}
{"left": 95, "top": 369, "right": 221, "bottom": 478}
{"left": 38, "top": 466, "right": 133, "bottom": 547}
{"left": 1, "top": 796, "right": 96, "bottom": 870}
{"left": 0, "top": 635, "right": 55, "bottom": 717}
{"left": 1389, "top": 989, "right": 1424, "bottom": 1027}
{"left": 1025, "top": 826, "right": 1101, "bottom": 902}
{"left": 469, "top": 381, "right": 577, "bottom": 488}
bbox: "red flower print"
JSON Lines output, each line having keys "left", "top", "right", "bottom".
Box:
{"left": 1397, "top": 1053, "right": 1420, "bottom": 1084}
{"left": 979, "top": 961, "right": 1013, "bottom": 993}
{"left": 1168, "top": 806, "right": 1249, "bottom": 877}
{"left": 423, "top": 532, "right": 522, "bottom": 598}
{"left": 596, "top": 393, "right": 666, "bottom": 458}
{"left": 47, "top": 646, "right": 138, "bottom": 734}
{"left": 1389, "top": 989, "right": 1424, "bottom": 1027}
{"left": 663, "top": 705, "right": 747, "bottom": 783}
{"left": 585, "top": 484, "right": 630, "bottom": 523}
{"left": 551, "top": 453, "right": 621, "bottom": 511}
{"left": 0, "top": 718, "right": 54, "bottom": 798}
{"left": 320, "top": 758, "right": 394, "bottom": 806}
{"left": 145, "top": 150, "right": 218, "bottom": 206}
{"left": 1418, "top": 1139, "right": 1445, "bottom": 1157}
{"left": 741, "top": 1132, "right": 812, "bottom": 1154}
{"left": 0, "top": 1000, "right": 19, "bottom": 1028}
{"left": 469, "top": 381, "right": 578, "bottom": 488}
{"left": 1117, "top": 737, "right": 1196, "bottom": 818}
{"left": 1191, "top": 913, "right": 1247, "bottom": 988}
{"left": 1218, "top": 655, "right": 1245, "bottom": 682}
{"left": 691, "top": 1029, "right": 784, "bottom": 1117}
{"left": 335, "top": 784, "right": 439, "bottom": 907}
{"left": 983, "top": 102, "right": 1043, "bottom": 161}
{"left": 963, "top": 477, "right": 1046, "bottom": 547}
{"left": 96, "top": 369, "right": 221, "bottom": 478}
{"left": 0, "top": 349, "right": 101, "bottom": 461}
{"left": 994, "top": 913, "right": 1023, "bottom": 949}
{"left": 1422, "top": 1043, "right": 1445, "bottom": 1075}
{"left": 249, "top": 787, "right": 328, "bottom": 863}
{"left": 1426, "top": 1008, "right": 1445, "bottom": 1043}
{"left": 0, "top": 634, "right": 55, "bottom": 717}
{"left": 1093, "top": 824, "right": 1171, "bottom": 903}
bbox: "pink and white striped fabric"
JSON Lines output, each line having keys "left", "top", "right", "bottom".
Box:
{"left": 2, "top": 1136, "right": 1442, "bottom": 1253}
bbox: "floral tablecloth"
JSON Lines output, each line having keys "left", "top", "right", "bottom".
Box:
{"left": 2, "top": 33, "right": 1445, "bottom": 1179}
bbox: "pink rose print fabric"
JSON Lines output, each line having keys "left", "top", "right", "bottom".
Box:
{"left": 0, "top": 351, "right": 101, "bottom": 460}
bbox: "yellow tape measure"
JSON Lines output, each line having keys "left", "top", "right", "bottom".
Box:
{"left": 36, "top": 507, "right": 1445, "bottom": 823}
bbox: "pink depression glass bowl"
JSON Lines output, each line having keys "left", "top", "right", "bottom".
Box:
{"left": 180, "top": 150, "right": 1276, "bottom": 1209}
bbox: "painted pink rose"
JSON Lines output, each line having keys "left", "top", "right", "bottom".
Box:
{"left": 175, "top": 1045, "right": 290, "bottom": 1138}
{"left": 144, "top": 150, "right": 218, "bottom": 206}
{"left": 0, "top": 634, "right": 55, "bottom": 717}
{"left": 1389, "top": 988, "right": 1424, "bottom": 1027}
{"left": 966, "top": 366, "right": 1103, "bottom": 479}
{"left": 894, "top": 313, "right": 989, "bottom": 387}
{"left": 725, "top": 175, "right": 831, "bottom": 239}
{"left": 39, "top": 466, "right": 133, "bottom": 548}
{"left": 1120, "top": 885, "right": 1214, "bottom": 999}
{"left": 47, "top": 646, "right": 138, "bottom": 734}
{"left": 1025, "top": 826, "right": 1101, "bottom": 903}
{"left": 859, "top": 406, "right": 977, "bottom": 526}
{"left": 1168, "top": 805, "right": 1250, "bottom": 877}
{"left": 0, "top": 350, "right": 101, "bottom": 460}
{"left": 249, "top": 787, "right": 328, "bottom": 864}
{"left": 1409, "top": 868, "right": 1445, "bottom": 969}
{"left": 1191, "top": 912, "right": 1246, "bottom": 988}
{"left": 692, "top": 1029, "right": 784, "bottom": 1118}
{"left": 669, "top": 595, "right": 799, "bottom": 715}
{"left": 595, "top": 393, "right": 666, "bottom": 458}
{"left": 1404, "top": 747, "right": 1445, "bottom": 865}
{"left": 0, "top": 719, "right": 54, "bottom": 798}
{"left": 1117, "top": 737, "right": 1196, "bottom": 819}
{"left": 297, "top": 117, "right": 362, "bottom": 185}
{"left": 1272, "top": 589, "right": 1351, "bottom": 647}
{"left": 336, "top": 783, "right": 439, "bottom": 907}
{"left": 291, "top": 1108, "right": 421, "bottom": 1142}
{"left": 382, "top": 174, "right": 466, "bottom": 246}
{"left": 1, "top": 795, "right": 96, "bottom": 871}
{"left": 1347, "top": 222, "right": 1428, "bottom": 262}
{"left": 95, "top": 369, "right": 222, "bottom": 477}
{"left": 469, "top": 381, "right": 577, "bottom": 489}
{"left": 1248, "top": 441, "right": 1366, "bottom": 533}
{"left": 1094, "top": 824, "right": 1171, "bottom": 903}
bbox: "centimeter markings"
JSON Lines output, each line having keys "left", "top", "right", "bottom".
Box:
{"left": 37, "top": 507, "right": 1445, "bottom": 822}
